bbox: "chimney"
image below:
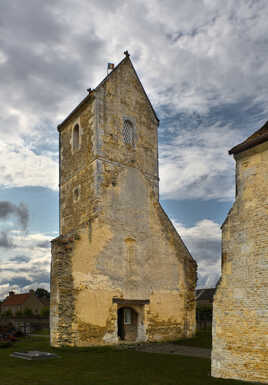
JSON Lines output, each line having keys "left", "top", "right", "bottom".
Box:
{"left": 9, "top": 291, "right": 15, "bottom": 296}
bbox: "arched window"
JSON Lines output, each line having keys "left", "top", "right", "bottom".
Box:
{"left": 122, "top": 119, "right": 134, "bottom": 145}
{"left": 73, "top": 124, "right": 80, "bottom": 150}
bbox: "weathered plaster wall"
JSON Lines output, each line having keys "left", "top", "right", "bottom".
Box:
{"left": 212, "top": 142, "right": 268, "bottom": 384}
{"left": 51, "top": 57, "right": 197, "bottom": 346}
{"left": 67, "top": 165, "right": 196, "bottom": 345}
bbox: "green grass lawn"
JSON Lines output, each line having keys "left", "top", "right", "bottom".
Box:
{"left": 173, "top": 329, "right": 212, "bottom": 349}
{"left": 35, "top": 328, "right": 50, "bottom": 336}
{"left": 0, "top": 335, "right": 253, "bottom": 385}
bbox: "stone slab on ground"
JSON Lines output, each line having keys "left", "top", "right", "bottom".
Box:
{"left": 10, "top": 350, "right": 59, "bottom": 360}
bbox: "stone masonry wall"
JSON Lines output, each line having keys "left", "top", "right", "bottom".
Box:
{"left": 68, "top": 160, "right": 196, "bottom": 345}
{"left": 212, "top": 141, "right": 268, "bottom": 384}
{"left": 50, "top": 234, "right": 78, "bottom": 346}
{"left": 51, "top": 56, "right": 197, "bottom": 346}
{"left": 59, "top": 97, "right": 97, "bottom": 234}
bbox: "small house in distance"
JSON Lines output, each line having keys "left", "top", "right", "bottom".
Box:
{"left": 196, "top": 288, "right": 215, "bottom": 307}
{"left": 1, "top": 290, "right": 48, "bottom": 316}
{"left": 196, "top": 288, "right": 215, "bottom": 330}
{"left": 50, "top": 52, "right": 197, "bottom": 347}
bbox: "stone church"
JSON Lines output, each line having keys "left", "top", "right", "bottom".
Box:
{"left": 212, "top": 122, "right": 268, "bottom": 383}
{"left": 50, "top": 52, "right": 197, "bottom": 347}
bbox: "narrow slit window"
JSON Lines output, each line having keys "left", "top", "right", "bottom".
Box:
{"left": 73, "top": 186, "right": 80, "bottom": 202}
{"left": 123, "top": 119, "right": 134, "bottom": 145}
{"left": 73, "top": 124, "right": 80, "bottom": 150}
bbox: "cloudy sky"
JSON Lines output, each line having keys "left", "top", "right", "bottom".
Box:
{"left": 1, "top": 0, "right": 268, "bottom": 299}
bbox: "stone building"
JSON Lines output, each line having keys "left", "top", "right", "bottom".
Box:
{"left": 1, "top": 290, "right": 47, "bottom": 316}
{"left": 196, "top": 288, "right": 215, "bottom": 307}
{"left": 212, "top": 122, "right": 268, "bottom": 383}
{"left": 50, "top": 52, "right": 197, "bottom": 347}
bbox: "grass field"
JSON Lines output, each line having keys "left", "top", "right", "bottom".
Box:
{"left": 0, "top": 333, "right": 252, "bottom": 385}
{"left": 35, "top": 328, "right": 50, "bottom": 336}
{"left": 173, "top": 329, "right": 212, "bottom": 349}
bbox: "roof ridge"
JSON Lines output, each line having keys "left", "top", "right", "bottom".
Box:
{"left": 229, "top": 120, "right": 268, "bottom": 155}
{"left": 94, "top": 54, "right": 128, "bottom": 92}
{"left": 2, "top": 292, "right": 32, "bottom": 306}
{"left": 58, "top": 52, "right": 159, "bottom": 131}
{"left": 58, "top": 54, "right": 129, "bottom": 131}
{"left": 127, "top": 57, "right": 159, "bottom": 123}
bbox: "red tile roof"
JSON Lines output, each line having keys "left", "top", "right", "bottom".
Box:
{"left": 229, "top": 121, "right": 268, "bottom": 155}
{"left": 2, "top": 293, "right": 31, "bottom": 306}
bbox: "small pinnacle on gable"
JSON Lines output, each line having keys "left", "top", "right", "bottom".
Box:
{"left": 87, "top": 88, "right": 91, "bottom": 93}
{"left": 124, "top": 50, "right": 130, "bottom": 57}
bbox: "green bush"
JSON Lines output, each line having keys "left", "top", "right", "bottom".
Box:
{"left": 23, "top": 308, "right": 33, "bottom": 317}
{"left": 1, "top": 310, "right": 12, "bottom": 318}
{"left": 40, "top": 307, "right": 49, "bottom": 317}
{"left": 0, "top": 341, "right": 12, "bottom": 348}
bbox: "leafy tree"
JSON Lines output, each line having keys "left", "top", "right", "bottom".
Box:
{"left": 40, "top": 307, "right": 49, "bottom": 317}
{"left": 35, "top": 288, "right": 50, "bottom": 298}
{"left": 3, "top": 310, "right": 12, "bottom": 318}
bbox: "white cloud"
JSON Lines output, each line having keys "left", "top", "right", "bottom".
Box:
{"left": 172, "top": 218, "right": 222, "bottom": 288}
{"left": 0, "top": 0, "right": 267, "bottom": 296}
{"left": 175, "top": 219, "right": 221, "bottom": 241}
{"left": 0, "top": 231, "right": 52, "bottom": 299}
{"left": 0, "top": 0, "right": 268, "bottom": 192}
{"left": 0, "top": 50, "right": 7, "bottom": 64}
{"left": 159, "top": 122, "right": 243, "bottom": 201}
{"left": 0, "top": 141, "right": 58, "bottom": 190}
{"left": 0, "top": 219, "right": 222, "bottom": 298}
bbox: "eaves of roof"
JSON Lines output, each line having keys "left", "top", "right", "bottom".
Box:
{"left": 229, "top": 121, "right": 268, "bottom": 155}
{"left": 2, "top": 293, "right": 31, "bottom": 306}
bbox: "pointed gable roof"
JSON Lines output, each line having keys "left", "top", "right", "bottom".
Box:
{"left": 2, "top": 293, "right": 31, "bottom": 306}
{"left": 196, "top": 288, "right": 216, "bottom": 302}
{"left": 57, "top": 51, "right": 159, "bottom": 131}
{"left": 229, "top": 121, "right": 268, "bottom": 155}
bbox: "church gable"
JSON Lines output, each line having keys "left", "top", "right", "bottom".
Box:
{"left": 96, "top": 53, "right": 158, "bottom": 124}
{"left": 95, "top": 55, "right": 159, "bottom": 179}
{"left": 50, "top": 52, "right": 197, "bottom": 348}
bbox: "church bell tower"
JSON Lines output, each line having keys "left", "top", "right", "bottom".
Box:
{"left": 50, "top": 52, "right": 197, "bottom": 347}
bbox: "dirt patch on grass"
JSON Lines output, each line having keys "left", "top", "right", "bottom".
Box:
{"left": 118, "top": 343, "right": 211, "bottom": 359}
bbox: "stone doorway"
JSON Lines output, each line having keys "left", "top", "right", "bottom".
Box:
{"left": 117, "top": 307, "right": 138, "bottom": 341}
{"left": 113, "top": 298, "right": 149, "bottom": 343}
